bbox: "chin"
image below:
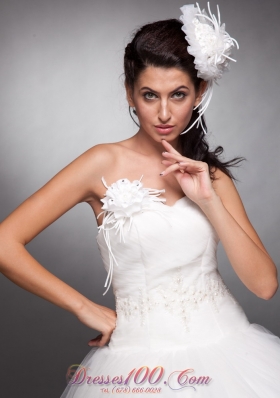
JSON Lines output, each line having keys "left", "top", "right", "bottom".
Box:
{"left": 156, "top": 133, "right": 180, "bottom": 142}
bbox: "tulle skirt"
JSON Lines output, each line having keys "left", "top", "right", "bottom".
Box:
{"left": 60, "top": 323, "right": 280, "bottom": 397}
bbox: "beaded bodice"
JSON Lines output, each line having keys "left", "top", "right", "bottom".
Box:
{"left": 96, "top": 177, "right": 249, "bottom": 350}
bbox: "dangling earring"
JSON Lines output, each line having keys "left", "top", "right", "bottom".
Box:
{"left": 129, "top": 106, "right": 140, "bottom": 127}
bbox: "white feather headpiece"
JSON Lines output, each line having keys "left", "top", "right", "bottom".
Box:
{"left": 179, "top": 2, "right": 239, "bottom": 134}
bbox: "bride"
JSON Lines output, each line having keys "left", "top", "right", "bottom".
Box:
{"left": 0, "top": 2, "right": 279, "bottom": 397}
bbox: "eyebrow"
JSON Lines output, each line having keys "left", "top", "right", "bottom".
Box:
{"left": 139, "top": 85, "right": 190, "bottom": 93}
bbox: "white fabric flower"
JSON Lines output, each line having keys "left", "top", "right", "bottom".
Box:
{"left": 180, "top": 2, "right": 238, "bottom": 81}
{"left": 179, "top": 2, "right": 239, "bottom": 135}
{"left": 98, "top": 176, "right": 166, "bottom": 295}
{"left": 100, "top": 177, "right": 162, "bottom": 219}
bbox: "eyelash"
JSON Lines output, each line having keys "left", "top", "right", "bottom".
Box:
{"left": 143, "top": 91, "right": 187, "bottom": 100}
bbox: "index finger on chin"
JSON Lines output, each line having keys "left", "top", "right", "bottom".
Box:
{"left": 160, "top": 139, "right": 180, "bottom": 155}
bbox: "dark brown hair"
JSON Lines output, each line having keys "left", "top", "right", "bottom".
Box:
{"left": 124, "top": 19, "right": 244, "bottom": 180}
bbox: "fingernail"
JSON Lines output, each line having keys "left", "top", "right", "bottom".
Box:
{"left": 162, "top": 151, "right": 167, "bottom": 154}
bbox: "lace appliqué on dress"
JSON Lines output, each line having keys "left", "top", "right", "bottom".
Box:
{"left": 97, "top": 176, "right": 166, "bottom": 295}
{"left": 116, "top": 267, "right": 239, "bottom": 332}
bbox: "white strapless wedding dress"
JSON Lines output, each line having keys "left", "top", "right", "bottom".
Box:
{"left": 60, "top": 177, "right": 280, "bottom": 397}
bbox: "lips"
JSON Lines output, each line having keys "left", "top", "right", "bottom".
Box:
{"left": 154, "top": 124, "right": 175, "bottom": 134}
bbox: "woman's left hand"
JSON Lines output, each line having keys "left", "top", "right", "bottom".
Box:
{"left": 160, "top": 139, "right": 217, "bottom": 206}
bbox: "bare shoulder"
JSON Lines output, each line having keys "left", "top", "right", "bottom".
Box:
{"left": 67, "top": 143, "right": 123, "bottom": 192}
{"left": 68, "top": 140, "right": 126, "bottom": 186}
{"left": 211, "top": 167, "right": 248, "bottom": 217}
{"left": 79, "top": 142, "right": 121, "bottom": 170}
{"left": 0, "top": 142, "right": 124, "bottom": 244}
{"left": 211, "top": 168, "right": 242, "bottom": 205}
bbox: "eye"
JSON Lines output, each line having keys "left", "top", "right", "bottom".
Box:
{"left": 143, "top": 92, "right": 157, "bottom": 100}
{"left": 172, "top": 91, "right": 186, "bottom": 99}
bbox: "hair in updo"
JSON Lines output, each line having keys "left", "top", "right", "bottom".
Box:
{"left": 124, "top": 19, "right": 244, "bottom": 180}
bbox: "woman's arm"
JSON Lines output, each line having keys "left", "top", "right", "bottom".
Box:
{"left": 160, "top": 139, "right": 278, "bottom": 300}
{"left": 202, "top": 168, "right": 278, "bottom": 300}
{"left": 0, "top": 144, "right": 117, "bottom": 346}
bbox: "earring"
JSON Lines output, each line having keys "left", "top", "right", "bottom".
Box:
{"left": 129, "top": 106, "right": 140, "bottom": 127}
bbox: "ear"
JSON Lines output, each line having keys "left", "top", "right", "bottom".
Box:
{"left": 194, "top": 80, "right": 208, "bottom": 107}
{"left": 125, "top": 82, "right": 135, "bottom": 107}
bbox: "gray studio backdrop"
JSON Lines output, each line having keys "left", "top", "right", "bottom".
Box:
{"left": 0, "top": 0, "right": 279, "bottom": 397}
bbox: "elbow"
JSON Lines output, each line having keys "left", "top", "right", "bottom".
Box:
{"left": 259, "top": 279, "right": 279, "bottom": 300}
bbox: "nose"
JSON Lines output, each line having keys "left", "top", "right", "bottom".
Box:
{"left": 158, "top": 99, "right": 171, "bottom": 124}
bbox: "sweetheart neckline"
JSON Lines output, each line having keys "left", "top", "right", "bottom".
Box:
{"left": 96, "top": 196, "right": 188, "bottom": 228}
{"left": 159, "top": 195, "right": 188, "bottom": 208}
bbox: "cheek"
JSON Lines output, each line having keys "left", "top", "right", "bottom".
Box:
{"left": 135, "top": 102, "right": 155, "bottom": 122}
{"left": 175, "top": 103, "right": 194, "bottom": 124}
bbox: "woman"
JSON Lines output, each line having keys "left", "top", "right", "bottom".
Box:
{"left": 0, "top": 3, "right": 280, "bottom": 397}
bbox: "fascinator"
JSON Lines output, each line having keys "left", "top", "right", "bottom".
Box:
{"left": 179, "top": 2, "right": 239, "bottom": 134}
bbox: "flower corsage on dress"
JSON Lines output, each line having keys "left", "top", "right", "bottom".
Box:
{"left": 97, "top": 176, "right": 166, "bottom": 295}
